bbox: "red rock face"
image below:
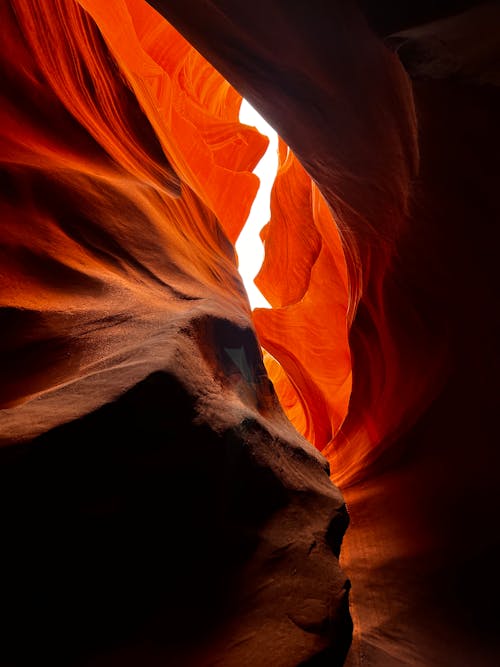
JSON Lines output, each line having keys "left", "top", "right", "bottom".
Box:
{"left": 150, "top": 2, "right": 500, "bottom": 665}
{"left": 0, "top": 1, "right": 351, "bottom": 664}
{"left": 0, "top": 0, "right": 264, "bottom": 418}
{"left": 147, "top": 0, "right": 428, "bottom": 488}
{"left": 1, "top": 0, "right": 500, "bottom": 665}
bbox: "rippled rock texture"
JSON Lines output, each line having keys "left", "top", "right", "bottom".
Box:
{"left": 0, "top": 1, "right": 351, "bottom": 664}
{"left": 1, "top": 0, "right": 500, "bottom": 665}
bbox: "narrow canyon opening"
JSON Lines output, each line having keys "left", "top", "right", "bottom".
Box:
{"left": 235, "top": 99, "right": 277, "bottom": 310}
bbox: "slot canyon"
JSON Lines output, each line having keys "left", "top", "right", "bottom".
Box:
{"left": 1, "top": 0, "right": 499, "bottom": 665}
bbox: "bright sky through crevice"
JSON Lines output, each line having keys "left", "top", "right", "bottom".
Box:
{"left": 236, "top": 100, "right": 278, "bottom": 309}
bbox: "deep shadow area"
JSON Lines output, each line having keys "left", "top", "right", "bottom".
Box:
{"left": 357, "top": 0, "right": 487, "bottom": 35}
{"left": 0, "top": 371, "right": 288, "bottom": 666}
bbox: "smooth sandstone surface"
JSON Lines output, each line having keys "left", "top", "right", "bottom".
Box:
{"left": 1, "top": 0, "right": 500, "bottom": 665}
{"left": 0, "top": 1, "right": 351, "bottom": 664}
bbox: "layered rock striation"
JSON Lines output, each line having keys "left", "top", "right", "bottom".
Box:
{"left": 1, "top": 0, "right": 500, "bottom": 665}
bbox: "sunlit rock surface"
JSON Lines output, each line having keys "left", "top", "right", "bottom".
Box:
{"left": 0, "top": 0, "right": 351, "bottom": 665}
{"left": 152, "top": 1, "right": 500, "bottom": 665}
{"left": 1, "top": 0, "right": 500, "bottom": 665}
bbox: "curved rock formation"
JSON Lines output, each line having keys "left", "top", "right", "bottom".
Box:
{"left": 1, "top": 0, "right": 500, "bottom": 665}
{"left": 0, "top": 0, "right": 351, "bottom": 664}
{"left": 149, "top": 0, "right": 426, "bottom": 486}
{"left": 151, "top": 1, "right": 500, "bottom": 664}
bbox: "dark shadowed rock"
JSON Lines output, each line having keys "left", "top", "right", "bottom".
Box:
{"left": 0, "top": 368, "right": 351, "bottom": 666}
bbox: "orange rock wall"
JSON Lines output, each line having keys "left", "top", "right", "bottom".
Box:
{"left": 148, "top": 0, "right": 452, "bottom": 489}
{"left": 2, "top": 0, "right": 434, "bottom": 490}
{"left": 1, "top": 0, "right": 265, "bottom": 416}
{"left": 2, "top": 1, "right": 500, "bottom": 664}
